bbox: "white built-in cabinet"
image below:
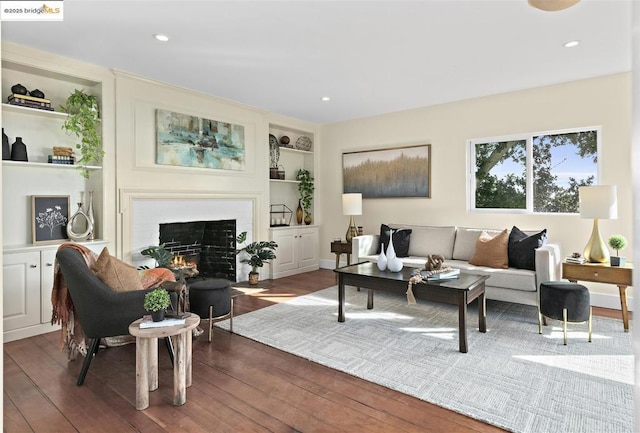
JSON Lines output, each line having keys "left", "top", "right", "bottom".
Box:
{"left": 267, "top": 121, "right": 319, "bottom": 278}
{"left": 3, "top": 241, "right": 108, "bottom": 342}
{"left": 270, "top": 226, "right": 319, "bottom": 279}
{"left": 2, "top": 43, "right": 113, "bottom": 341}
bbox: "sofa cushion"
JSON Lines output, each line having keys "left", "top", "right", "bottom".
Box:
{"left": 468, "top": 229, "right": 509, "bottom": 269}
{"left": 450, "top": 260, "right": 537, "bottom": 292}
{"left": 378, "top": 224, "right": 412, "bottom": 257}
{"left": 391, "top": 224, "right": 456, "bottom": 259}
{"left": 508, "top": 226, "right": 547, "bottom": 271}
{"left": 92, "top": 247, "right": 144, "bottom": 292}
{"left": 453, "top": 227, "right": 504, "bottom": 261}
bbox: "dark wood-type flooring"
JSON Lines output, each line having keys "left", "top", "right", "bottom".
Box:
{"left": 4, "top": 269, "right": 626, "bottom": 432}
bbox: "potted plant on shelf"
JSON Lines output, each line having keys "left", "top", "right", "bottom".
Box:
{"left": 608, "top": 235, "right": 628, "bottom": 267}
{"left": 296, "top": 169, "right": 314, "bottom": 225}
{"left": 60, "top": 89, "right": 103, "bottom": 179}
{"left": 235, "top": 231, "right": 278, "bottom": 285}
{"left": 144, "top": 287, "right": 171, "bottom": 321}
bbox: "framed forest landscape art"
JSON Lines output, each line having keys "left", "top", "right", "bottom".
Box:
{"left": 343, "top": 144, "right": 431, "bottom": 198}
{"left": 155, "top": 109, "right": 245, "bottom": 171}
{"left": 31, "top": 195, "right": 70, "bottom": 244}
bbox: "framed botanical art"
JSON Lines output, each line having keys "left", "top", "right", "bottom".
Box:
{"left": 343, "top": 144, "right": 431, "bottom": 198}
{"left": 31, "top": 195, "right": 70, "bottom": 244}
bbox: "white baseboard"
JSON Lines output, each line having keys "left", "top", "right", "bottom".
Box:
{"left": 319, "top": 259, "right": 631, "bottom": 312}
{"left": 590, "top": 291, "right": 633, "bottom": 311}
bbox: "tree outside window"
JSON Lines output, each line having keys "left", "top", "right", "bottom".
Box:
{"left": 471, "top": 128, "right": 599, "bottom": 213}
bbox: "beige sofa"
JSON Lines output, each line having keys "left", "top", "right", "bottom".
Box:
{"left": 352, "top": 224, "right": 562, "bottom": 307}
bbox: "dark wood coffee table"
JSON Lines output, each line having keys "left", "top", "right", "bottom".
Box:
{"left": 334, "top": 262, "right": 489, "bottom": 353}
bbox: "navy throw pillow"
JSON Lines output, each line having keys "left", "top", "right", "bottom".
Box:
{"left": 508, "top": 226, "right": 547, "bottom": 270}
{"left": 378, "top": 224, "right": 412, "bottom": 258}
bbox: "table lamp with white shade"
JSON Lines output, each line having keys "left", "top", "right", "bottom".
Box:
{"left": 342, "top": 193, "right": 362, "bottom": 243}
{"left": 579, "top": 185, "right": 618, "bottom": 263}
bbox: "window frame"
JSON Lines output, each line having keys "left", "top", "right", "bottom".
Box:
{"left": 467, "top": 126, "right": 602, "bottom": 215}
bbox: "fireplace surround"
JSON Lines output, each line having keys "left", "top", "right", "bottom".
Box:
{"left": 128, "top": 195, "right": 255, "bottom": 282}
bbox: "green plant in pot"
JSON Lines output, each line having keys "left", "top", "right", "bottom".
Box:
{"left": 235, "top": 231, "right": 278, "bottom": 285}
{"left": 296, "top": 169, "right": 314, "bottom": 225}
{"left": 144, "top": 287, "right": 171, "bottom": 321}
{"left": 141, "top": 244, "right": 174, "bottom": 268}
{"left": 608, "top": 235, "right": 628, "bottom": 267}
{"left": 60, "top": 89, "right": 103, "bottom": 179}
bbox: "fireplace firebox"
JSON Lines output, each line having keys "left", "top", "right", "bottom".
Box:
{"left": 159, "top": 219, "right": 236, "bottom": 281}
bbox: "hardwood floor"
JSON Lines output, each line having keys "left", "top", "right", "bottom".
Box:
{"left": 3, "top": 269, "right": 624, "bottom": 432}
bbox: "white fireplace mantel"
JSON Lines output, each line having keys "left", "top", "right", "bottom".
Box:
{"left": 119, "top": 188, "right": 265, "bottom": 281}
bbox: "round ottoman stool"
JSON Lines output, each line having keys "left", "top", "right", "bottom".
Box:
{"left": 188, "top": 279, "right": 233, "bottom": 342}
{"left": 538, "top": 281, "right": 592, "bottom": 345}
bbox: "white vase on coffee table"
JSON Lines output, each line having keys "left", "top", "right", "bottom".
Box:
{"left": 386, "top": 232, "right": 403, "bottom": 272}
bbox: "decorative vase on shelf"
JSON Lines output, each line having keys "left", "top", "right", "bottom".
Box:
{"left": 296, "top": 200, "right": 304, "bottom": 224}
{"left": 67, "top": 202, "right": 93, "bottom": 241}
{"left": 10, "top": 137, "right": 28, "bottom": 161}
{"left": 2, "top": 129, "right": 10, "bottom": 160}
{"left": 86, "top": 191, "right": 95, "bottom": 240}
{"left": 377, "top": 243, "right": 387, "bottom": 271}
{"left": 29, "top": 89, "right": 45, "bottom": 99}
{"left": 386, "top": 233, "right": 404, "bottom": 272}
{"left": 11, "top": 83, "right": 27, "bottom": 95}
{"left": 304, "top": 214, "right": 312, "bottom": 225}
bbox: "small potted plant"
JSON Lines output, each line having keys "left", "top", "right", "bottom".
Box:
{"left": 296, "top": 169, "right": 314, "bottom": 225}
{"left": 608, "top": 235, "right": 628, "bottom": 267}
{"left": 60, "top": 89, "right": 103, "bottom": 179}
{"left": 144, "top": 287, "right": 171, "bottom": 321}
{"left": 235, "top": 231, "right": 278, "bottom": 285}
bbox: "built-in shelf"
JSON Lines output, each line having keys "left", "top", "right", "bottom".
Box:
{"left": 269, "top": 179, "right": 300, "bottom": 184}
{"left": 278, "top": 147, "right": 312, "bottom": 156}
{"left": 3, "top": 239, "right": 107, "bottom": 253}
{"left": 1, "top": 103, "right": 67, "bottom": 120}
{"left": 2, "top": 160, "right": 102, "bottom": 170}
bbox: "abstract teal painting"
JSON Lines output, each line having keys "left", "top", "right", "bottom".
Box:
{"left": 156, "top": 109, "right": 245, "bottom": 170}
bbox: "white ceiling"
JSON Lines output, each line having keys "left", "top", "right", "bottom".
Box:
{"left": 1, "top": 0, "right": 632, "bottom": 124}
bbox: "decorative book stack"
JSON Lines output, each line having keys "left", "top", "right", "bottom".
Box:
{"left": 426, "top": 268, "right": 460, "bottom": 281}
{"left": 48, "top": 155, "right": 75, "bottom": 165}
{"left": 49, "top": 146, "right": 75, "bottom": 164}
{"left": 7, "top": 93, "right": 54, "bottom": 111}
{"left": 565, "top": 256, "right": 586, "bottom": 264}
{"left": 139, "top": 317, "right": 186, "bottom": 329}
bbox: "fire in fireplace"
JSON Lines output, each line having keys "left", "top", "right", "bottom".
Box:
{"left": 159, "top": 219, "right": 237, "bottom": 281}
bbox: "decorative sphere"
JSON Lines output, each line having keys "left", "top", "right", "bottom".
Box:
{"left": 280, "top": 136, "right": 290, "bottom": 145}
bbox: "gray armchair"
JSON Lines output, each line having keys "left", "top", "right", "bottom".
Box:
{"left": 55, "top": 247, "right": 177, "bottom": 386}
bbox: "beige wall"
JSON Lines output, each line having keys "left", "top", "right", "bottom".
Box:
{"left": 319, "top": 73, "right": 632, "bottom": 306}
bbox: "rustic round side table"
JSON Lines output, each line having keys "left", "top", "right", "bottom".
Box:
{"left": 129, "top": 312, "right": 200, "bottom": 410}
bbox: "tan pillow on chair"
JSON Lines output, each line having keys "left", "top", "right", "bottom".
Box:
{"left": 468, "top": 229, "right": 509, "bottom": 269}
{"left": 92, "top": 247, "right": 144, "bottom": 292}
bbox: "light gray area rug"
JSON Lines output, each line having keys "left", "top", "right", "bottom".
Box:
{"left": 216, "top": 286, "right": 633, "bottom": 433}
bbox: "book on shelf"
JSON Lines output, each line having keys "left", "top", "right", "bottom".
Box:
{"left": 426, "top": 268, "right": 461, "bottom": 281}
{"left": 139, "top": 317, "right": 186, "bottom": 329}
{"left": 565, "top": 257, "right": 586, "bottom": 264}
{"left": 48, "top": 155, "right": 75, "bottom": 165}
{"left": 7, "top": 99, "right": 54, "bottom": 111}
{"left": 7, "top": 93, "right": 51, "bottom": 104}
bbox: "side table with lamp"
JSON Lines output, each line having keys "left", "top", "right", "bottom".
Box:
{"left": 561, "top": 185, "right": 633, "bottom": 332}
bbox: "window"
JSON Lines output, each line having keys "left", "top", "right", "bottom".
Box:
{"left": 469, "top": 128, "right": 599, "bottom": 213}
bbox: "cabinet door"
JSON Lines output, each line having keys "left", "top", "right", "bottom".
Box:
{"left": 297, "top": 227, "right": 319, "bottom": 269}
{"left": 40, "top": 249, "right": 57, "bottom": 324}
{"left": 3, "top": 251, "right": 40, "bottom": 331}
{"left": 271, "top": 230, "right": 297, "bottom": 273}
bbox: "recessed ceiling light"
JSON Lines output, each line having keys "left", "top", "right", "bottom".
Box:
{"left": 154, "top": 34, "right": 169, "bottom": 42}
{"left": 564, "top": 40, "right": 580, "bottom": 48}
{"left": 321, "top": 96, "right": 330, "bottom": 102}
